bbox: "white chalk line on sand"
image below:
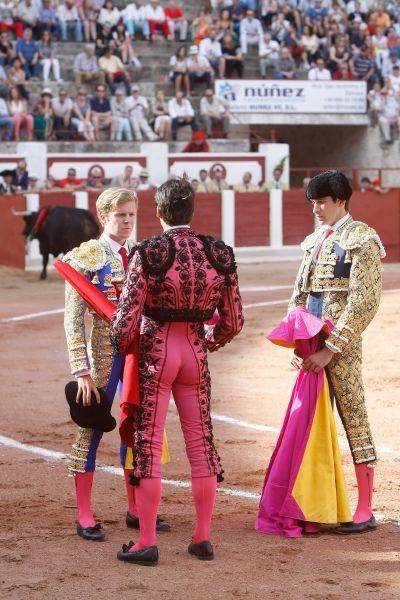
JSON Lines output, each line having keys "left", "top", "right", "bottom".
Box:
{"left": 0, "top": 434, "right": 259, "bottom": 501}
{"left": 2, "top": 287, "right": 399, "bottom": 323}
{"left": 0, "top": 434, "right": 397, "bottom": 525}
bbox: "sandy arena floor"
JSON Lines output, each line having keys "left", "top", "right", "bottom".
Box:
{"left": 1, "top": 261, "right": 400, "bottom": 600}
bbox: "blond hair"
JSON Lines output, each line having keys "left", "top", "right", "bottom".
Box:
{"left": 96, "top": 187, "right": 138, "bottom": 215}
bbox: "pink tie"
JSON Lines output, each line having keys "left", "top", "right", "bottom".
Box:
{"left": 316, "top": 228, "right": 333, "bottom": 260}
{"left": 119, "top": 247, "right": 128, "bottom": 272}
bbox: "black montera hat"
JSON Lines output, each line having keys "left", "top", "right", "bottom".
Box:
{"left": 65, "top": 381, "right": 116, "bottom": 432}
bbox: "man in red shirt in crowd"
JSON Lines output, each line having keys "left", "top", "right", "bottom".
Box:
{"left": 165, "top": 0, "right": 188, "bottom": 42}
{"left": 182, "top": 130, "right": 209, "bottom": 153}
{"left": 58, "top": 167, "right": 84, "bottom": 190}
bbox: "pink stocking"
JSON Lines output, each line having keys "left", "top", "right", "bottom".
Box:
{"left": 353, "top": 464, "right": 374, "bottom": 523}
{"left": 191, "top": 475, "right": 217, "bottom": 543}
{"left": 124, "top": 468, "right": 138, "bottom": 516}
{"left": 130, "top": 477, "right": 161, "bottom": 551}
{"left": 75, "top": 471, "right": 96, "bottom": 528}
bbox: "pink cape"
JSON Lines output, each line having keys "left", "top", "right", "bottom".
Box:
{"left": 255, "top": 307, "right": 350, "bottom": 538}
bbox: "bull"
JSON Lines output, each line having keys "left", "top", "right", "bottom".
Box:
{"left": 13, "top": 205, "right": 100, "bottom": 279}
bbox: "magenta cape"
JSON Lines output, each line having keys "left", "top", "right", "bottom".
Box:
{"left": 255, "top": 307, "right": 351, "bottom": 538}
{"left": 54, "top": 259, "right": 140, "bottom": 447}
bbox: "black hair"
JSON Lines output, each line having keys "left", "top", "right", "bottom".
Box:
{"left": 306, "top": 170, "right": 352, "bottom": 210}
{"left": 155, "top": 176, "right": 195, "bottom": 226}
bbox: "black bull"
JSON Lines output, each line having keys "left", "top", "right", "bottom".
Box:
{"left": 22, "top": 206, "right": 100, "bottom": 279}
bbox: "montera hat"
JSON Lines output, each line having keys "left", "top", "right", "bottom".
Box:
{"left": 65, "top": 381, "right": 116, "bottom": 432}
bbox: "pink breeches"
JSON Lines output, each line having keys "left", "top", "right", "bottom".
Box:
{"left": 133, "top": 319, "right": 222, "bottom": 480}
{"left": 13, "top": 114, "right": 33, "bottom": 139}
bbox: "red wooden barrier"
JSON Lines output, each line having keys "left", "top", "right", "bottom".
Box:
{"left": 0, "top": 194, "right": 27, "bottom": 269}
{"left": 191, "top": 193, "right": 221, "bottom": 238}
{"left": 39, "top": 191, "right": 75, "bottom": 208}
{"left": 282, "top": 189, "right": 314, "bottom": 245}
{"left": 137, "top": 190, "right": 159, "bottom": 241}
{"left": 351, "top": 191, "right": 400, "bottom": 262}
{"left": 235, "top": 192, "right": 269, "bottom": 247}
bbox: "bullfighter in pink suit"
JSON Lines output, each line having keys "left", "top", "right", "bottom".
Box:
{"left": 111, "top": 177, "right": 244, "bottom": 566}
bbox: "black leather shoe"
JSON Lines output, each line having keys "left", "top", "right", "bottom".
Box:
{"left": 76, "top": 522, "right": 105, "bottom": 541}
{"left": 117, "top": 541, "right": 158, "bottom": 566}
{"left": 188, "top": 540, "right": 214, "bottom": 561}
{"left": 335, "top": 515, "right": 377, "bottom": 535}
{"left": 126, "top": 512, "right": 171, "bottom": 532}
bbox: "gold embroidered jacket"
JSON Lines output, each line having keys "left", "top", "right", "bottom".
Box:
{"left": 289, "top": 216, "right": 386, "bottom": 354}
{"left": 63, "top": 237, "right": 133, "bottom": 387}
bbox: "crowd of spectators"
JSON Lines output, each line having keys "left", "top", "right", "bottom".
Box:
{"left": 0, "top": 1, "right": 399, "bottom": 143}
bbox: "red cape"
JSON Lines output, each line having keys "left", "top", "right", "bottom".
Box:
{"left": 54, "top": 259, "right": 139, "bottom": 446}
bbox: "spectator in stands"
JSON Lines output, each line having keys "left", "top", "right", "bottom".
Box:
{"left": 270, "top": 12, "right": 290, "bottom": 45}
{"left": 113, "top": 22, "right": 141, "bottom": 67}
{"left": 234, "top": 171, "right": 260, "bottom": 192}
{"left": 57, "top": 167, "right": 84, "bottom": 190}
{"left": 308, "top": 57, "right": 332, "bottom": 80}
{"left": 259, "top": 32, "right": 279, "bottom": 77}
{"left": 165, "top": 0, "right": 188, "bottom": 42}
{"left": 74, "top": 44, "right": 106, "bottom": 88}
{"left": 6, "top": 57, "right": 28, "bottom": 99}
{"left": 99, "top": 44, "right": 131, "bottom": 95}
{"left": 71, "top": 88, "right": 95, "bottom": 141}
{"left": 79, "top": 0, "right": 98, "bottom": 43}
{"left": 221, "top": 32, "right": 243, "bottom": 78}
{"left": 0, "top": 94, "right": 12, "bottom": 140}
{"left": 283, "top": 24, "right": 306, "bottom": 64}
{"left": 197, "top": 168, "right": 211, "bottom": 192}
{"left": 0, "top": 169, "right": 17, "bottom": 193}
{"left": 33, "top": 88, "right": 53, "bottom": 140}
{"left": 190, "top": 178, "right": 199, "bottom": 193}
{"left": 98, "top": 0, "right": 121, "bottom": 31}
{"left": 151, "top": 89, "right": 171, "bottom": 140}
{"left": 262, "top": 166, "right": 288, "bottom": 190}
{"left": 38, "top": 0, "right": 60, "bottom": 39}
{"left": 390, "top": 64, "right": 400, "bottom": 93}
{"left": 125, "top": 84, "right": 157, "bottom": 141}
{"left": 382, "top": 50, "right": 400, "bottom": 78}
{"left": 182, "top": 130, "right": 209, "bottom": 152}
{"left": 230, "top": 0, "right": 245, "bottom": 37}
{"left": 240, "top": 9, "right": 263, "bottom": 55}
{"left": 8, "top": 85, "right": 33, "bottom": 140}
{"left": 349, "top": 45, "right": 375, "bottom": 87}
{"left": 190, "top": 9, "right": 210, "bottom": 45}
{"left": 187, "top": 44, "right": 213, "bottom": 90}
{"left": 96, "top": 23, "right": 114, "bottom": 55}
{"left": 301, "top": 25, "right": 320, "bottom": 65}
{"left": 87, "top": 165, "right": 109, "bottom": 188}
{"left": 169, "top": 45, "right": 190, "bottom": 95}
{"left": 306, "top": 0, "right": 328, "bottom": 23}
{"left": 359, "top": 176, "right": 374, "bottom": 192}
{"left": 368, "top": 81, "right": 384, "bottom": 126}
{"left": 122, "top": 1, "right": 150, "bottom": 41}
{"left": 38, "top": 30, "right": 62, "bottom": 83}
{"left": 0, "top": 31, "right": 15, "bottom": 67}
{"left": 111, "top": 89, "right": 133, "bottom": 141}
{"left": 377, "top": 81, "right": 399, "bottom": 145}
{"left": 370, "top": 6, "right": 391, "bottom": 31}
{"left": 200, "top": 25, "right": 225, "bottom": 78}
{"left": 16, "top": 28, "right": 39, "bottom": 80}
{"left": 52, "top": 88, "right": 74, "bottom": 140}
{"left": 144, "top": 0, "right": 172, "bottom": 43}
{"left": 274, "top": 47, "right": 297, "bottom": 79}
{"left": 208, "top": 166, "right": 230, "bottom": 191}
{"left": 111, "top": 165, "right": 138, "bottom": 188}
{"left": 16, "top": 0, "right": 39, "bottom": 35}
{"left": 90, "top": 83, "right": 116, "bottom": 141}
{"left": 136, "top": 167, "right": 154, "bottom": 190}
{"left": 57, "top": 0, "right": 83, "bottom": 43}
{"left": 12, "top": 158, "right": 28, "bottom": 190}
{"left": 328, "top": 37, "right": 350, "bottom": 75}
{"left": 216, "top": 9, "right": 233, "bottom": 42}
{"left": 168, "top": 90, "right": 196, "bottom": 141}
{"left": 0, "top": 0, "right": 23, "bottom": 39}
{"left": 200, "top": 88, "right": 230, "bottom": 138}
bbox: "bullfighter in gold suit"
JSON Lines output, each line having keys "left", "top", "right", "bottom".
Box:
{"left": 289, "top": 171, "right": 385, "bottom": 534}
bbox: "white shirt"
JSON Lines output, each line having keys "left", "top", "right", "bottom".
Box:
{"left": 199, "top": 38, "right": 222, "bottom": 61}
{"left": 168, "top": 97, "right": 194, "bottom": 119}
{"left": 240, "top": 17, "right": 263, "bottom": 38}
{"left": 122, "top": 3, "right": 145, "bottom": 21}
{"left": 125, "top": 95, "right": 149, "bottom": 119}
{"left": 308, "top": 67, "right": 332, "bottom": 81}
{"left": 144, "top": 4, "right": 165, "bottom": 21}
{"left": 259, "top": 38, "right": 280, "bottom": 60}
{"left": 101, "top": 233, "right": 129, "bottom": 269}
{"left": 313, "top": 212, "right": 351, "bottom": 262}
